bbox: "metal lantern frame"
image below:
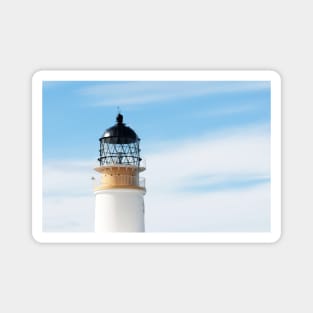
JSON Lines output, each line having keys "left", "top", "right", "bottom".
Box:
{"left": 98, "top": 137, "right": 141, "bottom": 166}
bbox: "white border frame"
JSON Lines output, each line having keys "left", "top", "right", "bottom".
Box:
{"left": 32, "top": 70, "right": 281, "bottom": 243}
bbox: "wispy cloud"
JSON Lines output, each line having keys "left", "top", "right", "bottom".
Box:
{"left": 145, "top": 183, "right": 270, "bottom": 232}
{"left": 190, "top": 101, "right": 264, "bottom": 119}
{"left": 43, "top": 159, "right": 96, "bottom": 197}
{"left": 80, "top": 81, "right": 270, "bottom": 107}
{"left": 43, "top": 160, "right": 96, "bottom": 231}
{"left": 145, "top": 124, "right": 269, "bottom": 189}
{"left": 43, "top": 195, "right": 94, "bottom": 232}
{"left": 181, "top": 174, "right": 270, "bottom": 193}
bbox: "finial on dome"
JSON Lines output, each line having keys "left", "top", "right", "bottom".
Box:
{"left": 116, "top": 113, "right": 123, "bottom": 124}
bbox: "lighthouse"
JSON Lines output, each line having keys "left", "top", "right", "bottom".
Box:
{"left": 94, "top": 113, "right": 146, "bottom": 232}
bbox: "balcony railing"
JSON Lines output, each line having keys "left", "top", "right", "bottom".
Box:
{"left": 139, "top": 177, "right": 146, "bottom": 188}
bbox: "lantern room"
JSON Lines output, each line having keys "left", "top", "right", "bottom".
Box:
{"left": 98, "top": 113, "right": 141, "bottom": 167}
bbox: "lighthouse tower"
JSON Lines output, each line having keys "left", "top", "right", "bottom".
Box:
{"left": 94, "top": 113, "right": 146, "bottom": 232}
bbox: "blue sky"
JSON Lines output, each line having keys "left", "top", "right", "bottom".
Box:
{"left": 43, "top": 81, "right": 271, "bottom": 232}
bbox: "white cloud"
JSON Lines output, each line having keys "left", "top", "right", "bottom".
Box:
{"left": 190, "top": 102, "right": 261, "bottom": 119}
{"left": 145, "top": 184, "right": 270, "bottom": 232}
{"left": 144, "top": 125, "right": 270, "bottom": 192}
{"left": 81, "top": 81, "right": 269, "bottom": 107}
{"left": 43, "top": 159, "right": 98, "bottom": 196}
{"left": 43, "top": 196, "right": 94, "bottom": 232}
{"left": 43, "top": 125, "right": 270, "bottom": 232}
{"left": 43, "top": 160, "right": 98, "bottom": 232}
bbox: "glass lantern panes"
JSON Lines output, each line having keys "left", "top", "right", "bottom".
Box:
{"left": 98, "top": 138, "right": 141, "bottom": 166}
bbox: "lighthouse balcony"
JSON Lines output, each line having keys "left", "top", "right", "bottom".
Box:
{"left": 95, "top": 157, "right": 146, "bottom": 173}
{"left": 139, "top": 177, "right": 146, "bottom": 188}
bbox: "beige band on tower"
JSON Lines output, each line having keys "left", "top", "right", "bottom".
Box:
{"left": 94, "top": 165, "right": 146, "bottom": 191}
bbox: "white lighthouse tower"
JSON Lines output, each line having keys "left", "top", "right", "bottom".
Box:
{"left": 94, "top": 113, "right": 146, "bottom": 232}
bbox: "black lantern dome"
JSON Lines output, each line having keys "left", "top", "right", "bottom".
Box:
{"left": 98, "top": 114, "right": 141, "bottom": 166}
